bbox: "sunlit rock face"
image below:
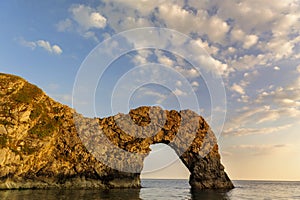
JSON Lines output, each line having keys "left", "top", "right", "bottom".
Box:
{"left": 0, "top": 73, "right": 233, "bottom": 190}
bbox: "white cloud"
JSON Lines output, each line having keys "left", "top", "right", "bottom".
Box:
{"left": 132, "top": 50, "right": 152, "bottom": 65}
{"left": 97, "top": 0, "right": 158, "bottom": 33}
{"left": 256, "top": 111, "right": 280, "bottom": 124}
{"left": 52, "top": 45, "right": 63, "bottom": 55}
{"left": 36, "top": 40, "right": 63, "bottom": 55}
{"left": 231, "top": 27, "right": 259, "bottom": 49}
{"left": 118, "top": 16, "right": 152, "bottom": 31}
{"left": 297, "top": 65, "right": 300, "bottom": 73}
{"left": 274, "top": 66, "right": 281, "bottom": 71}
{"left": 206, "top": 16, "right": 230, "bottom": 43}
{"left": 102, "top": 0, "right": 162, "bottom": 16}
{"left": 18, "top": 38, "right": 63, "bottom": 55}
{"left": 223, "top": 96, "right": 300, "bottom": 137}
{"left": 176, "top": 81, "right": 182, "bottom": 87}
{"left": 18, "top": 37, "right": 37, "bottom": 49}
{"left": 231, "top": 27, "right": 245, "bottom": 41}
{"left": 272, "top": 13, "right": 300, "bottom": 37}
{"left": 82, "top": 31, "right": 98, "bottom": 41}
{"left": 194, "top": 38, "right": 219, "bottom": 55}
{"left": 56, "top": 18, "right": 73, "bottom": 32}
{"left": 173, "top": 88, "right": 187, "bottom": 96}
{"left": 142, "top": 90, "right": 167, "bottom": 100}
{"left": 227, "top": 47, "right": 236, "bottom": 54}
{"left": 211, "top": 0, "right": 300, "bottom": 75}
{"left": 133, "top": 54, "right": 148, "bottom": 65}
{"left": 280, "top": 98, "right": 300, "bottom": 106}
{"left": 70, "top": 4, "right": 106, "bottom": 30}
{"left": 237, "top": 95, "right": 249, "bottom": 103}
{"left": 99, "top": 1, "right": 230, "bottom": 44}
{"left": 243, "top": 34, "right": 259, "bottom": 49}
{"left": 223, "top": 91, "right": 300, "bottom": 136}
{"left": 174, "top": 66, "right": 200, "bottom": 79}
{"left": 226, "top": 107, "right": 266, "bottom": 129}
{"left": 228, "top": 54, "right": 269, "bottom": 71}
{"left": 157, "top": 3, "right": 197, "bottom": 34}
{"left": 57, "top": 4, "right": 107, "bottom": 41}
{"left": 265, "top": 38, "right": 295, "bottom": 60}
{"left": 133, "top": 87, "right": 168, "bottom": 105}
{"left": 57, "top": 0, "right": 300, "bottom": 83}
{"left": 158, "top": 55, "right": 174, "bottom": 67}
{"left": 36, "top": 40, "right": 52, "bottom": 52}
{"left": 255, "top": 84, "right": 300, "bottom": 108}
{"left": 216, "top": 0, "right": 299, "bottom": 33}
{"left": 231, "top": 83, "right": 245, "bottom": 95}
{"left": 191, "top": 81, "right": 199, "bottom": 87}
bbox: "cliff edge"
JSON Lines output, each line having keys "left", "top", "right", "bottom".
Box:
{"left": 0, "top": 73, "right": 233, "bottom": 189}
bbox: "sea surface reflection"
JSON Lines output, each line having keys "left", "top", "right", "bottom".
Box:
{"left": 1, "top": 180, "right": 299, "bottom": 199}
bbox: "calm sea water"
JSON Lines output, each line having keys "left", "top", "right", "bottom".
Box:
{"left": 0, "top": 180, "right": 299, "bottom": 199}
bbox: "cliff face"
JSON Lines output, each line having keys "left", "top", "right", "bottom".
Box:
{"left": 0, "top": 73, "right": 139, "bottom": 189}
{"left": 0, "top": 73, "right": 233, "bottom": 189}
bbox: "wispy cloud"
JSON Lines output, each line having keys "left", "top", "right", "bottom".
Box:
{"left": 18, "top": 37, "right": 63, "bottom": 55}
{"left": 231, "top": 83, "right": 245, "bottom": 95}
{"left": 231, "top": 144, "right": 291, "bottom": 156}
{"left": 56, "top": 18, "right": 73, "bottom": 32}
{"left": 220, "top": 151, "right": 233, "bottom": 157}
{"left": 172, "top": 88, "right": 187, "bottom": 96}
{"left": 223, "top": 124, "right": 292, "bottom": 137}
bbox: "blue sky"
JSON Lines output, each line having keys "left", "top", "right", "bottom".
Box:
{"left": 1, "top": 0, "right": 300, "bottom": 180}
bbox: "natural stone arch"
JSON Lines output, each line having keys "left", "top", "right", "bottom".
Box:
{"left": 78, "top": 106, "right": 234, "bottom": 189}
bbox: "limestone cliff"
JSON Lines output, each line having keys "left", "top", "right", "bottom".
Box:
{"left": 0, "top": 73, "right": 233, "bottom": 189}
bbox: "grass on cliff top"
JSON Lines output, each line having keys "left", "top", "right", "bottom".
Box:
{"left": 0, "top": 73, "right": 21, "bottom": 83}
{"left": 12, "top": 82, "right": 43, "bottom": 104}
{"left": 0, "top": 73, "right": 43, "bottom": 104}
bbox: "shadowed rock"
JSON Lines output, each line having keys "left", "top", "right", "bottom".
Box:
{"left": 0, "top": 73, "right": 233, "bottom": 190}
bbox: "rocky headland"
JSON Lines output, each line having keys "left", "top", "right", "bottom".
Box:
{"left": 0, "top": 73, "right": 233, "bottom": 190}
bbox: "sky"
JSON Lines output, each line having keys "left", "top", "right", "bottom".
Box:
{"left": 1, "top": 0, "right": 300, "bottom": 180}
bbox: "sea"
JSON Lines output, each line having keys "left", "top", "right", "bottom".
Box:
{"left": 0, "top": 179, "right": 299, "bottom": 200}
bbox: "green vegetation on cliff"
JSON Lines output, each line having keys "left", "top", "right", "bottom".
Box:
{"left": 12, "top": 82, "right": 42, "bottom": 104}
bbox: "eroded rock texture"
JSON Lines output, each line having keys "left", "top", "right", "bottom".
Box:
{"left": 0, "top": 73, "right": 233, "bottom": 189}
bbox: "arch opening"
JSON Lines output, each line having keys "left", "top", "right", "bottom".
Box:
{"left": 141, "top": 144, "right": 190, "bottom": 180}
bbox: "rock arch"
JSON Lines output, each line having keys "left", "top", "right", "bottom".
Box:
{"left": 78, "top": 106, "right": 234, "bottom": 189}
